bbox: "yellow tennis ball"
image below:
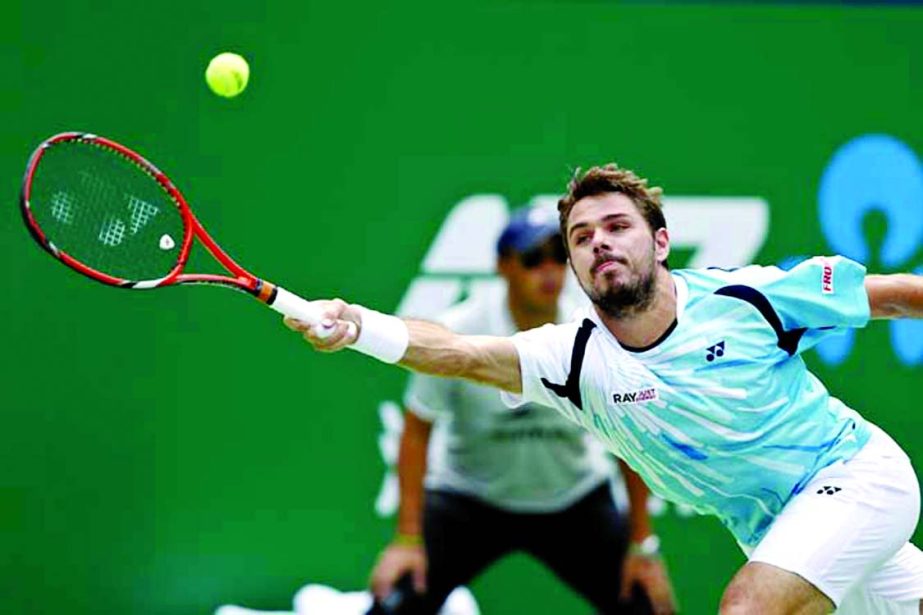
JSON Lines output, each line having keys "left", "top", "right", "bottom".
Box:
{"left": 205, "top": 52, "right": 250, "bottom": 98}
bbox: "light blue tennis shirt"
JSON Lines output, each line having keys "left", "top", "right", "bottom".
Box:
{"left": 505, "top": 256, "right": 872, "bottom": 546}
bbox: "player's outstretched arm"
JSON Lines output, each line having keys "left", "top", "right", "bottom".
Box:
{"left": 399, "top": 319, "right": 522, "bottom": 392}
{"left": 283, "top": 299, "right": 523, "bottom": 393}
{"left": 866, "top": 273, "right": 923, "bottom": 319}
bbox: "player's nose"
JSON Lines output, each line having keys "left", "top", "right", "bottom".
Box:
{"left": 591, "top": 232, "right": 612, "bottom": 253}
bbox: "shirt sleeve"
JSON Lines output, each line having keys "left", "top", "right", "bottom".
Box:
{"left": 500, "top": 321, "right": 585, "bottom": 425}
{"left": 403, "top": 372, "right": 452, "bottom": 422}
{"left": 728, "top": 256, "right": 871, "bottom": 353}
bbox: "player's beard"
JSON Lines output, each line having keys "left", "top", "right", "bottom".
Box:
{"left": 581, "top": 250, "right": 657, "bottom": 319}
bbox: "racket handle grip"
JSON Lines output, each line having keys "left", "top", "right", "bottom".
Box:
{"left": 270, "top": 287, "right": 357, "bottom": 340}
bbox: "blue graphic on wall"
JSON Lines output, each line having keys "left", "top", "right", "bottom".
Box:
{"left": 811, "top": 134, "right": 923, "bottom": 366}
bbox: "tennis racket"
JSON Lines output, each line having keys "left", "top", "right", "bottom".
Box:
{"left": 20, "top": 132, "right": 353, "bottom": 339}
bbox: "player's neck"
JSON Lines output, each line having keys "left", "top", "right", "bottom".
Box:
{"left": 596, "top": 268, "right": 677, "bottom": 349}
{"left": 507, "top": 295, "right": 557, "bottom": 332}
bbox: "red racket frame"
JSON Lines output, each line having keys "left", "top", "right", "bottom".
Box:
{"left": 20, "top": 132, "right": 278, "bottom": 304}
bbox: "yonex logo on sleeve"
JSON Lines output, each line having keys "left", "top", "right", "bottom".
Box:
{"left": 821, "top": 258, "right": 835, "bottom": 294}
{"left": 612, "top": 387, "right": 659, "bottom": 405}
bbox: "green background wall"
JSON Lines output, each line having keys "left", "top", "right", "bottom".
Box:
{"left": 2, "top": 2, "right": 921, "bottom": 613}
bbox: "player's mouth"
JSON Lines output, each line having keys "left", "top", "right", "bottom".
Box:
{"left": 591, "top": 256, "right": 625, "bottom": 277}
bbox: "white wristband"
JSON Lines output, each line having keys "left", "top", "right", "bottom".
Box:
{"left": 351, "top": 307, "right": 410, "bottom": 364}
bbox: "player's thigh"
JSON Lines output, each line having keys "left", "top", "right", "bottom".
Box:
{"left": 522, "top": 483, "right": 636, "bottom": 613}
{"left": 720, "top": 561, "right": 834, "bottom": 615}
{"left": 747, "top": 424, "right": 920, "bottom": 610}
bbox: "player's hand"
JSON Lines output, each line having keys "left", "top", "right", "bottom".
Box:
{"left": 620, "top": 553, "right": 677, "bottom": 615}
{"left": 369, "top": 543, "right": 428, "bottom": 601}
{"left": 283, "top": 298, "right": 360, "bottom": 351}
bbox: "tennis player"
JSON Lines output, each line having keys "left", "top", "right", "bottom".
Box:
{"left": 286, "top": 165, "right": 923, "bottom": 614}
{"left": 367, "top": 207, "right": 675, "bottom": 614}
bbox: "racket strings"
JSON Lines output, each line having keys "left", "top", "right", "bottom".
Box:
{"left": 29, "top": 140, "right": 187, "bottom": 282}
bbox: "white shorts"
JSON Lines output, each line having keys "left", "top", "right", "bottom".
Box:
{"left": 748, "top": 424, "right": 923, "bottom": 611}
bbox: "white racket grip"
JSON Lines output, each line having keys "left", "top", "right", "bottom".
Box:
{"left": 270, "top": 287, "right": 355, "bottom": 340}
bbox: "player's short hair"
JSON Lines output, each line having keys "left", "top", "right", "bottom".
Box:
{"left": 557, "top": 164, "right": 667, "bottom": 242}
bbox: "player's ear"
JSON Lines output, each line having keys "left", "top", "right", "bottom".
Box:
{"left": 654, "top": 227, "right": 670, "bottom": 266}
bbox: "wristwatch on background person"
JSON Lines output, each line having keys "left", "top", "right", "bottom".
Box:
{"left": 629, "top": 534, "right": 661, "bottom": 558}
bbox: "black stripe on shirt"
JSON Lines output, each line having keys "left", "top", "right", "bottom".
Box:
{"left": 714, "top": 285, "right": 807, "bottom": 356}
{"left": 540, "top": 318, "right": 596, "bottom": 411}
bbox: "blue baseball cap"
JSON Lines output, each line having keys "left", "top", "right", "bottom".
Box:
{"left": 496, "top": 206, "right": 561, "bottom": 255}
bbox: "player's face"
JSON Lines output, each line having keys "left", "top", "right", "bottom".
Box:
{"left": 499, "top": 237, "right": 567, "bottom": 312}
{"left": 566, "top": 193, "right": 669, "bottom": 318}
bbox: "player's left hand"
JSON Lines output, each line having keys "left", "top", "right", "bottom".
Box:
{"left": 620, "top": 553, "right": 677, "bottom": 615}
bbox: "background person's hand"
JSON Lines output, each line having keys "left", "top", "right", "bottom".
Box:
{"left": 369, "top": 542, "right": 428, "bottom": 601}
{"left": 621, "top": 553, "right": 677, "bottom": 615}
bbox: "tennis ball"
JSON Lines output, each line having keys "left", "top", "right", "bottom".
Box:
{"left": 205, "top": 52, "right": 250, "bottom": 98}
